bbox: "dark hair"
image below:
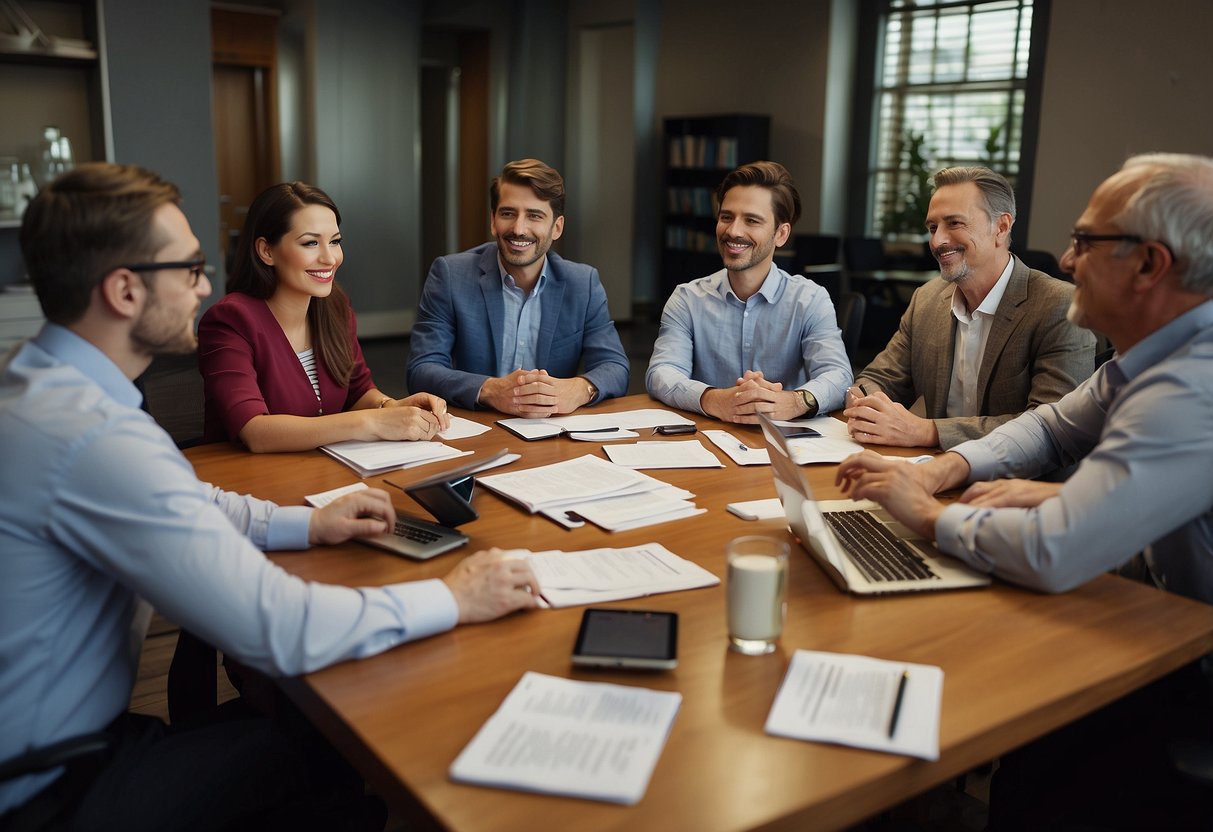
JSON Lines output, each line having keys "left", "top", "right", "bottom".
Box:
{"left": 227, "top": 182, "right": 355, "bottom": 385}
{"left": 20, "top": 163, "right": 180, "bottom": 325}
{"left": 715, "top": 161, "right": 802, "bottom": 228}
{"left": 490, "top": 159, "right": 566, "bottom": 218}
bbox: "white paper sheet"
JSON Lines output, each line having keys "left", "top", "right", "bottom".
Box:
{"left": 765, "top": 650, "right": 942, "bottom": 760}
{"left": 498, "top": 409, "right": 694, "bottom": 440}
{"left": 477, "top": 454, "right": 670, "bottom": 512}
{"left": 703, "top": 430, "right": 771, "bottom": 465}
{"left": 523, "top": 543, "right": 720, "bottom": 606}
{"left": 603, "top": 440, "right": 723, "bottom": 469}
{"left": 726, "top": 497, "right": 785, "bottom": 520}
{"left": 450, "top": 672, "right": 681, "bottom": 805}
{"left": 437, "top": 416, "right": 491, "bottom": 441}
{"left": 319, "top": 440, "right": 468, "bottom": 477}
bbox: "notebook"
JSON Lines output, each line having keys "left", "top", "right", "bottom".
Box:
{"left": 757, "top": 414, "right": 990, "bottom": 595}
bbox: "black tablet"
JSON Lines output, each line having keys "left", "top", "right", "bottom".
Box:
{"left": 571, "top": 608, "right": 678, "bottom": 670}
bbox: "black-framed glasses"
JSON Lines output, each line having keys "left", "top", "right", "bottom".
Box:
{"left": 1068, "top": 231, "right": 1143, "bottom": 257}
{"left": 121, "top": 256, "right": 214, "bottom": 288}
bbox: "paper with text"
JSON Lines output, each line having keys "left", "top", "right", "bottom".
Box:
{"left": 450, "top": 672, "right": 681, "bottom": 804}
{"left": 765, "top": 650, "right": 942, "bottom": 760}
{"left": 525, "top": 543, "right": 719, "bottom": 606}
{"left": 478, "top": 454, "right": 669, "bottom": 513}
{"left": 319, "top": 439, "right": 468, "bottom": 477}
{"left": 498, "top": 409, "right": 695, "bottom": 440}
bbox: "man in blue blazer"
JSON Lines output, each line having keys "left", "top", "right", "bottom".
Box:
{"left": 407, "top": 159, "right": 629, "bottom": 415}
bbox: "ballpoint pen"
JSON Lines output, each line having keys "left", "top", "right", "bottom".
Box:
{"left": 887, "top": 671, "right": 909, "bottom": 738}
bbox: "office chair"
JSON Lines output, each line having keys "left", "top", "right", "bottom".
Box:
{"left": 841, "top": 236, "right": 886, "bottom": 272}
{"left": 135, "top": 352, "right": 206, "bottom": 449}
{"left": 836, "top": 291, "right": 866, "bottom": 360}
{"left": 1018, "top": 248, "right": 1066, "bottom": 281}
{"left": 0, "top": 732, "right": 114, "bottom": 828}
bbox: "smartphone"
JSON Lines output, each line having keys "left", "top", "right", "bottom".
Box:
{"left": 654, "top": 424, "right": 696, "bottom": 436}
{"left": 776, "top": 423, "right": 822, "bottom": 439}
{"left": 571, "top": 608, "right": 678, "bottom": 670}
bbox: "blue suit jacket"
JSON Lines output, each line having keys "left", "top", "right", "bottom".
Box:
{"left": 406, "top": 242, "right": 630, "bottom": 409}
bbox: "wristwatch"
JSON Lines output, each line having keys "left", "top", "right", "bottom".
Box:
{"left": 584, "top": 378, "right": 598, "bottom": 404}
{"left": 797, "top": 389, "right": 819, "bottom": 418}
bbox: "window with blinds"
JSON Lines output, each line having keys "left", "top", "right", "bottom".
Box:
{"left": 870, "top": 0, "right": 1035, "bottom": 236}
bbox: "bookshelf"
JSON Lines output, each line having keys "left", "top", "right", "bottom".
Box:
{"left": 661, "top": 114, "right": 770, "bottom": 302}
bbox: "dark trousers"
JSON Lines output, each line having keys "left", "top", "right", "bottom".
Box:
{"left": 2, "top": 698, "right": 385, "bottom": 832}
{"left": 987, "top": 660, "right": 1213, "bottom": 831}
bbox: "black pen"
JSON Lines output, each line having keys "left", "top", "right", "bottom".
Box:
{"left": 858, "top": 382, "right": 869, "bottom": 396}
{"left": 887, "top": 671, "right": 909, "bottom": 738}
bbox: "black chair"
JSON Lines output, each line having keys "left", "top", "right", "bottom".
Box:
{"left": 135, "top": 352, "right": 205, "bottom": 449}
{"left": 0, "top": 732, "right": 114, "bottom": 827}
{"left": 836, "top": 291, "right": 867, "bottom": 360}
{"left": 842, "top": 236, "right": 886, "bottom": 272}
{"left": 792, "top": 233, "right": 841, "bottom": 267}
{"left": 1018, "top": 248, "right": 1066, "bottom": 280}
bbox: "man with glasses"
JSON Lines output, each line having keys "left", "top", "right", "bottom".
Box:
{"left": 0, "top": 163, "right": 542, "bottom": 830}
{"left": 837, "top": 153, "right": 1213, "bottom": 828}
{"left": 845, "top": 166, "right": 1095, "bottom": 449}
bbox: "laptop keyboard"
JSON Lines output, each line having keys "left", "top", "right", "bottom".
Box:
{"left": 823, "top": 511, "right": 939, "bottom": 583}
{"left": 394, "top": 520, "right": 443, "bottom": 544}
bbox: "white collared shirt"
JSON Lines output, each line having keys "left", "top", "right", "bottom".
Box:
{"left": 945, "top": 257, "right": 1014, "bottom": 417}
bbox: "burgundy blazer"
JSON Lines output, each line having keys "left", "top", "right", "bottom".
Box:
{"left": 197, "top": 293, "right": 375, "bottom": 443}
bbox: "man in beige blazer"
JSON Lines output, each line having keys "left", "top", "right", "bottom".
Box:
{"left": 845, "top": 166, "right": 1095, "bottom": 450}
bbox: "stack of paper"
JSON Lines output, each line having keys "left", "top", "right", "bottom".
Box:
{"left": 477, "top": 454, "right": 704, "bottom": 530}
{"left": 765, "top": 650, "right": 943, "bottom": 760}
{"left": 497, "top": 408, "right": 694, "bottom": 441}
{"left": 319, "top": 439, "right": 467, "bottom": 477}
{"left": 524, "top": 542, "right": 719, "bottom": 607}
{"left": 450, "top": 672, "right": 681, "bottom": 805}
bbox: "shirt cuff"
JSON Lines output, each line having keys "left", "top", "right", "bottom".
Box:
{"left": 384, "top": 578, "right": 460, "bottom": 639}
{"left": 949, "top": 440, "right": 1000, "bottom": 483}
{"left": 265, "top": 505, "right": 313, "bottom": 551}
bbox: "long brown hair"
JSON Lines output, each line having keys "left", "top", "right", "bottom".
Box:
{"left": 227, "top": 182, "right": 355, "bottom": 385}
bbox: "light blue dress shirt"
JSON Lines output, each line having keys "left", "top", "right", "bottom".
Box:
{"left": 0, "top": 325, "right": 458, "bottom": 812}
{"left": 936, "top": 300, "right": 1213, "bottom": 603}
{"left": 496, "top": 256, "right": 548, "bottom": 376}
{"left": 645, "top": 265, "right": 853, "bottom": 414}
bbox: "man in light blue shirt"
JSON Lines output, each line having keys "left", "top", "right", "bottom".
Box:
{"left": 837, "top": 153, "right": 1213, "bottom": 828}
{"left": 0, "top": 163, "right": 541, "bottom": 829}
{"left": 646, "top": 161, "right": 852, "bottom": 421}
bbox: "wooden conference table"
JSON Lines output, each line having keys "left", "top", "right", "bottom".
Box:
{"left": 185, "top": 393, "right": 1213, "bottom": 832}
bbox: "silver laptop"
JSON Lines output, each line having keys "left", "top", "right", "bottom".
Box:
{"left": 757, "top": 414, "right": 990, "bottom": 595}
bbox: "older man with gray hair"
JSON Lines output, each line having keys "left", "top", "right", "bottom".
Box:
{"left": 845, "top": 166, "right": 1094, "bottom": 449}
{"left": 838, "top": 153, "right": 1213, "bottom": 829}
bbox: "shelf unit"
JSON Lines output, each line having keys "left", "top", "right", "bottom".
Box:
{"left": 0, "top": 0, "right": 110, "bottom": 339}
{"left": 660, "top": 114, "right": 770, "bottom": 302}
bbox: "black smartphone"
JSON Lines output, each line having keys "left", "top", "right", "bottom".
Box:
{"left": 654, "top": 424, "right": 697, "bottom": 436}
{"left": 572, "top": 608, "right": 678, "bottom": 670}
{"left": 776, "top": 424, "right": 822, "bottom": 439}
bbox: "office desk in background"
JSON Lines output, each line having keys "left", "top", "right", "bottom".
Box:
{"left": 186, "top": 394, "right": 1213, "bottom": 832}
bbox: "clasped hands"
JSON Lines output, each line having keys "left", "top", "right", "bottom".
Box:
{"left": 700, "top": 370, "right": 807, "bottom": 423}
{"left": 479, "top": 368, "right": 590, "bottom": 417}
{"left": 372, "top": 392, "right": 451, "bottom": 440}
{"left": 308, "top": 489, "right": 541, "bottom": 623}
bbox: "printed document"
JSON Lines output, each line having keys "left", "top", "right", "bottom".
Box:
{"left": 765, "top": 650, "right": 942, "bottom": 760}
{"left": 769, "top": 416, "right": 863, "bottom": 464}
{"left": 319, "top": 439, "right": 468, "bottom": 477}
{"left": 497, "top": 408, "right": 694, "bottom": 441}
{"left": 523, "top": 543, "right": 718, "bottom": 607}
{"left": 450, "top": 672, "right": 681, "bottom": 805}
{"left": 478, "top": 454, "right": 667, "bottom": 513}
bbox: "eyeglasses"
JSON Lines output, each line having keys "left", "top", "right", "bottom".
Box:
{"left": 1068, "top": 231, "right": 1143, "bottom": 257}
{"left": 122, "top": 256, "right": 215, "bottom": 288}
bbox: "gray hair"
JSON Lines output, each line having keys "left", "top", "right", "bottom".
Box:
{"left": 1115, "top": 153, "right": 1213, "bottom": 295}
{"left": 932, "top": 166, "right": 1017, "bottom": 224}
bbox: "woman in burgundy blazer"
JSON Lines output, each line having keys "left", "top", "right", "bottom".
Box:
{"left": 198, "top": 182, "right": 449, "bottom": 451}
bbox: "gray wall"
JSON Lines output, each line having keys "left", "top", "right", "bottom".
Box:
{"left": 1028, "top": 0, "right": 1213, "bottom": 258}
{"left": 101, "top": 0, "right": 221, "bottom": 309}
